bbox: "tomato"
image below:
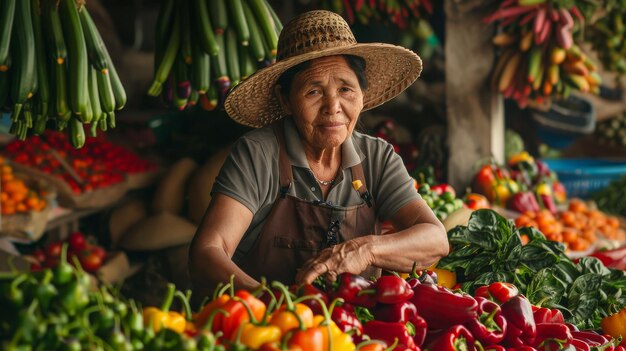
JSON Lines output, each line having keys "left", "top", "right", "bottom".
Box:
{"left": 68, "top": 232, "right": 87, "bottom": 251}
{"left": 45, "top": 241, "right": 63, "bottom": 259}
{"left": 33, "top": 249, "right": 46, "bottom": 263}
{"left": 90, "top": 245, "right": 106, "bottom": 260}
{"left": 79, "top": 250, "right": 103, "bottom": 273}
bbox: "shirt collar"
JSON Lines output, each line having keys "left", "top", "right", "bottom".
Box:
{"left": 283, "top": 118, "right": 364, "bottom": 170}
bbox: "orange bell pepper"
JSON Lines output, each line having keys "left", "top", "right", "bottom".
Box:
{"left": 270, "top": 282, "right": 315, "bottom": 334}
{"left": 193, "top": 294, "right": 231, "bottom": 330}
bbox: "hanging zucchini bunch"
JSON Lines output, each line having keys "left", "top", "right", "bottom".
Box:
{"left": 0, "top": 0, "right": 126, "bottom": 148}
{"left": 147, "top": 0, "right": 282, "bottom": 112}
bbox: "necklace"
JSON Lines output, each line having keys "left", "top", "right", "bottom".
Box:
{"left": 311, "top": 170, "right": 335, "bottom": 186}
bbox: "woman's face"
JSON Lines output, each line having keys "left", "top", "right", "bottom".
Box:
{"left": 279, "top": 56, "right": 364, "bottom": 151}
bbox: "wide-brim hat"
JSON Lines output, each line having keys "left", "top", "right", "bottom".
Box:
{"left": 224, "top": 10, "right": 423, "bottom": 128}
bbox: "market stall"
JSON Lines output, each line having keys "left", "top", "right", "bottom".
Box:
{"left": 2, "top": 0, "right": 626, "bottom": 350}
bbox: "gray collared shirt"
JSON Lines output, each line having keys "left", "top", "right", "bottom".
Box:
{"left": 212, "top": 118, "right": 421, "bottom": 257}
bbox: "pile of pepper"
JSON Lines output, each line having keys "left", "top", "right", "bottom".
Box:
{"left": 473, "top": 152, "right": 566, "bottom": 214}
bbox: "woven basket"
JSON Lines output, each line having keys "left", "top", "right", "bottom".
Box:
{"left": 10, "top": 163, "right": 128, "bottom": 209}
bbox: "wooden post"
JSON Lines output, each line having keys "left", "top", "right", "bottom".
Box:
{"left": 445, "top": 0, "right": 504, "bottom": 191}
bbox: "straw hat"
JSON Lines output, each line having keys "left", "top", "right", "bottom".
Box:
{"left": 224, "top": 10, "right": 423, "bottom": 128}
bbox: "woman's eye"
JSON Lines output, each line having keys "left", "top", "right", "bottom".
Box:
{"left": 307, "top": 89, "right": 320, "bottom": 95}
{"left": 340, "top": 87, "right": 353, "bottom": 92}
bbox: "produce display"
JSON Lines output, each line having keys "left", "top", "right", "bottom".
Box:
{"left": 438, "top": 209, "right": 626, "bottom": 330}
{"left": 584, "top": 1, "right": 626, "bottom": 78}
{"left": 473, "top": 152, "right": 566, "bottom": 214}
{"left": 0, "top": 157, "right": 47, "bottom": 215}
{"left": 595, "top": 113, "right": 626, "bottom": 148}
{"left": 515, "top": 199, "right": 626, "bottom": 251}
{"left": 485, "top": 0, "right": 601, "bottom": 108}
{"left": 29, "top": 232, "right": 107, "bottom": 273}
{"left": 1, "top": 131, "right": 159, "bottom": 194}
{"left": 593, "top": 175, "right": 626, "bottom": 219}
{"left": 316, "top": 0, "right": 433, "bottom": 30}
{"left": 0, "top": 0, "right": 126, "bottom": 146}
{"left": 2, "top": 243, "right": 626, "bottom": 350}
{"left": 148, "top": 0, "right": 282, "bottom": 111}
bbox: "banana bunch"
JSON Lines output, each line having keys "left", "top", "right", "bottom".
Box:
{"left": 0, "top": 0, "right": 126, "bottom": 148}
{"left": 316, "top": 0, "right": 433, "bottom": 30}
{"left": 147, "top": 0, "right": 281, "bottom": 112}
{"left": 585, "top": 7, "right": 626, "bottom": 78}
{"left": 485, "top": 0, "right": 601, "bottom": 108}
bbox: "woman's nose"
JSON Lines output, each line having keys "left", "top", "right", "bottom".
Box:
{"left": 322, "top": 93, "right": 341, "bottom": 115}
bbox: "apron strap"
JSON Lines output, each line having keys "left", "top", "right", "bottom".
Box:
{"left": 350, "top": 163, "right": 375, "bottom": 208}
{"left": 272, "top": 120, "right": 293, "bottom": 198}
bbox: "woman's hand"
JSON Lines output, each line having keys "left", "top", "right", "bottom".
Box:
{"left": 295, "top": 236, "right": 375, "bottom": 285}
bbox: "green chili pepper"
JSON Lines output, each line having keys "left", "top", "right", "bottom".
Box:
{"left": 60, "top": 338, "right": 82, "bottom": 351}
{"left": 36, "top": 269, "right": 57, "bottom": 312}
{"left": 3, "top": 274, "right": 28, "bottom": 308}
{"left": 53, "top": 244, "right": 74, "bottom": 285}
{"left": 18, "top": 299, "right": 45, "bottom": 343}
{"left": 59, "top": 278, "right": 89, "bottom": 315}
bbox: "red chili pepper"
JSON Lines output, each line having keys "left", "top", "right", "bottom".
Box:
{"left": 330, "top": 303, "right": 362, "bottom": 334}
{"left": 363, "top": 321, "right": 417, "bottom": 351}
{"left": 531, "top": 323, "right": 573, "bottom": 349}
{"left": 466, "top": 296, "right": 507, "bottom": 345}
{"left": 501, "top": 295, "right": 536, "bottom": 346}
{"left": 332, "top": 273, "right": 377, "bottom": 308}
{"left": 426, "top": 324, "right": 475, "bottom": 351}
{"left": 533, "top": 307, "right": 565, "bottom": 324}
{"left": 412, "top": 283, "right": 478, "bottom": 330}
{"left": 374, "top": 275, "right": 414, "bottom": 304}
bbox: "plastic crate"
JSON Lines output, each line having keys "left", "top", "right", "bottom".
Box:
{"left": 544, "top": 159, "right": 626, "bottom": 199}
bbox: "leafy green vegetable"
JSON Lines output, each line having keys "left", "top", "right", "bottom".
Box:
{"left": 437, "top": 208, "right": 626, "bottom": 329}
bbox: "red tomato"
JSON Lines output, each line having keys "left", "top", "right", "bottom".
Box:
{"left": 33, "top": 249, "right": 46, "bottom": 263}
{"left": 68, "top": 232, "right": 87, "bottom": 251}
{"left": 90, "top": 245, "right": 106, "bottom": 260}
{"left": 45, "top": 241, "right": 63, "bottom": 259}
{"left": 79, "top": 250, "right": 103, "bottom": 273}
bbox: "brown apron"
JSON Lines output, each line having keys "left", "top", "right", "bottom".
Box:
{"left": 237, "top": 121, "right": 381, "bottom": 284}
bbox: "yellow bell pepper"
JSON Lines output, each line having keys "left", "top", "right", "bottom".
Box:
{"left": 431, "top": 268, "right": 457, "bottom": 289}
{"left": 143, "top": 283, "right": 187, "bottom": 333}
{"left": 238, "top": 322, "right": 282, "bottom": 349}
{"left": 313, "top": 315, "right": 356, "bottom": 351}
{"left": 508, "top": 151, "right": 534, "bottom": 167}
{"left": 270, "top": 303, "right": 314, "bottom": 334}
{"left": 601, "top": 307, "right": 626, "bottom": 340}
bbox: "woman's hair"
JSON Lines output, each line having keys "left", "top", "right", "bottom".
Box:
{"left": 276, "top": 55, "right": 368, "bottom": 97}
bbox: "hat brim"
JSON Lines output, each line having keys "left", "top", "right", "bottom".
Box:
{"left": 224, "top": 43, "right": 423, "bottom": 128}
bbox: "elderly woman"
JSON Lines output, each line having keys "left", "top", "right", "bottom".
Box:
{"left": 189, "top": 10, "right": 448, "bottom": 294}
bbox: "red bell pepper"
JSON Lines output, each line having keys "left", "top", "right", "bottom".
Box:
{"left": 363, "top": 321, "right": 417, "bottom": 351}
{"left": 372, "top": 301, "right": 427, "bottom": 347}
{"left": 508, "top": 192, "right": 540, "bottom": 214}
{"left": 426, "top": 325, "right": 475, "bottom": 351}
{"left": 332, "top": 273, "right": 377, "bottom": 308}
{"left": 466, "top": 296, "right": 507, "bottom": 345}
{"left": 570, "top": 338, "right": 591, "bottom": 351}
{"left": 501, "top": 295, "right": 536, "bottom": 346}
{"left": 412, "top": 283, "right": 478, "bottom": 330}
{"left": 295, "top": 284, "right": 329, "bottom": 316}
{"left": 532, "top": 307, "right": 565, "bottom": 324}
{"left": 374, "top": 275, "right": 414, "bottom": 304}
{"left": 506, "top": 347, "right": 537, "bottom": 351}
{"left": 475, "top": 282, "right": 519, "bottom": 305}
{"left": 570, "top": 330, "right": 615, "bottom": 350}
{"left": 484, "top": 345, "right": 506, "bottom": 351}
{"left": 589, "top": 246, "right": 626, "bottom": 271}
{"left": 330, "top": 303, "right": 363, "bottom": 334}
{"left": 531, "top": 323, "right": 572, "bottom": 349}
{"left": 464, "top": 193, "right": 491, "bottom": 210}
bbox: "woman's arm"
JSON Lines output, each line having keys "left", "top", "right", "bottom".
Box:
{"left": 188, "top": 194, "right": 259, "bottom": 298}
{"left": 295, "top": 198, "right": 448, "bottom": 284}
